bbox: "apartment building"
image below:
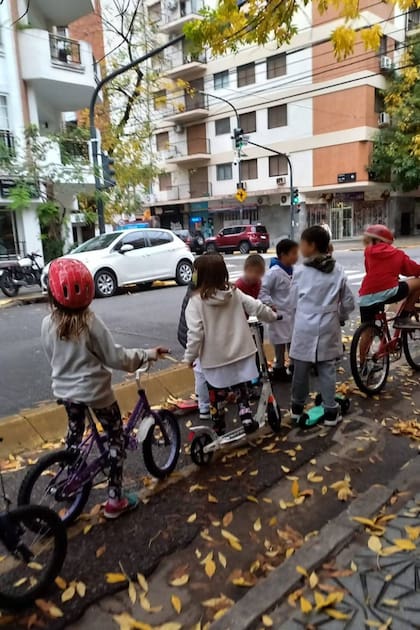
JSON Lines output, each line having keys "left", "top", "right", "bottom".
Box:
{"left": 0, "top": 0, "right": 103, "bottom": 260}
{"left": 147, "top": 0, "right": 420, "bottom": 242}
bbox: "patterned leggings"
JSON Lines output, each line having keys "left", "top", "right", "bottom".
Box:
{"left": 64, "top": 401, "right": 125, "bottom": 501}
{"left": 207, "top": 383, "right": 250, "bottom": 424}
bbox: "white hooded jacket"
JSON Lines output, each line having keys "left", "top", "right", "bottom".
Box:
{"left": 184, "top": 286, "right": 277, "bottom": 369}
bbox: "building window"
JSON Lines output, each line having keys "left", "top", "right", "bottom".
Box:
{"left": 216, "top": 163, "right": 233, "bottom": 181}
{"left": 269, "top": 155, "right": 288, "bottom": 177}
{"left": 237, "top": 62, "right": 255, "bottom": 87}
{"left": 153, "top": 90, "right": 167, "bottom": 110}
{"left": 267, "top": 53, "right": 286, "bottom": 79}
{"left": 215, "top": 117, "right": 230, "bottom": 135}
{"left": 159, "top": 173, "right": 172, "bottom": 190}
{"left": 156, "top": 132, "right": 169, "bottom": 151}
{"left": 148, "top": 2, "right": 161, "bottom": 23}
{"left": 241, "top": 158, "right": 258, "bottom": 180}
{"left": 267, "top": 104, "right": 287, "bottom": 128}
{"left": 0, "top": 95, "right": 9, "bottom": 129}
{"left": 374, "top": 88, "right": 385, "bottom": 113}
{"left": 239, "top": 111, "right": 256, "bottom": 133}
{"left": 214, "top": 70, "right": 229, "bottom": 90}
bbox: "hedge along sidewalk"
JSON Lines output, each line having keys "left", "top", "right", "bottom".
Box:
{"left": 0, "top": 363, "right": 194, "bottom": 458}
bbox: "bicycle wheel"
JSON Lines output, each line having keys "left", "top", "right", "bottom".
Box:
{"left": 0, "top": 505, "right": 67, "bottom": 609}
{"left": 18, "top": 450, "right": 92, "bottom": 527}
{"left": 142, "top": 410, "right": 180, "bottom": 479}
{"left": 350, "top": 323, "right": 390, "bottom": 395}
{"left": 402, "top": 325, "right": 420, "bottom": 370}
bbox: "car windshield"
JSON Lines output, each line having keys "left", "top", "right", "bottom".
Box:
{"left": 72, "top": 233, "right": 121, "bottom": 253}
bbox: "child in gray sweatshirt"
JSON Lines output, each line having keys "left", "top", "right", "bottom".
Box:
{"left": 42, "top": 258, "right": 167, "bottom": 519}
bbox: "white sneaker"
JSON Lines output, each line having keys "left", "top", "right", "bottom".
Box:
{"left": 199, "top": 412, "right": 211, "bottom": 421}
{"left": 324, "top": 413, "right": 343, "bottom": 427}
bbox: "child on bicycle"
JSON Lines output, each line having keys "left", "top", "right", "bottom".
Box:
{"left": 260, "top": 239, "right": 299, "bottom": 382}
{"left": 290, "top": 226, "right": 354, "bottom": 426}
{"left": 235, "top": 253, "right": 266, "bottom": 300}
{"left": 42, "top": 259, "right": 167, "bottom": 519}
{"left": 184, "top": 254, "right": 277, "bottom": 435}
{"left": 359, "top": 224, "right": 420, "bottom": 329}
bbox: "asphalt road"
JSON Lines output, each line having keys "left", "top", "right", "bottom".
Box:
{"left": 1, "top": 247, "right": 419, "bottom": 418}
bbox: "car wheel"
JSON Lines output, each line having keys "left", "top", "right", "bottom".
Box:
{"left": 239, "top": 241, "right": 250, "bottom": 254}
{"left": 94, "top": 269, "right": 117, "bottom": 298}
{"left": 175, "top": 260, "right": 193, "bottom": 285}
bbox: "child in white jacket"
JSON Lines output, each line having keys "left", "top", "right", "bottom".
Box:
{"left": 259, "top": 239, "right": 299, "bottom": 382}
{"left": 184, "top": 254, "right": 277, "bottom": 435}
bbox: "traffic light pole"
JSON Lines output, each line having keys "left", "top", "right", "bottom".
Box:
{"left": 246, "top": 139, "right": 295, "bottom": 240}
{"left": 89, "top": 33, "right": 185, "bottom": 233}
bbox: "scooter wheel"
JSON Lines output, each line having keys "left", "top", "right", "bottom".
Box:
{"left": 298, "top": 413, "right": 311, "bottom": 430}
{"left": 190, "top": 434, "right": 213, "bottom": 467}
{"left": 314, "top": 393, "right": 323, "bottom": 406}
{"left": 339, "top": 398, "right": 351, "bottom": 414}
{"left": 267, "top": 402, "right": 281, "bottom": 433}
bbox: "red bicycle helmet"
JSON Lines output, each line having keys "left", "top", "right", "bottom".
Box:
{"left": 363, "top": 224, "right": 394, "bottom": 244}
{"left": 49, "top": 258, "right": 94, "bottom": 310}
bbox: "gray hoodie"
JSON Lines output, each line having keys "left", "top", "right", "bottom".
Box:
{"left": 41, "top": 312, "right": 154, "bottom": 408}
{"left": 184, "top": 286, "right": 277, "bottom": 369}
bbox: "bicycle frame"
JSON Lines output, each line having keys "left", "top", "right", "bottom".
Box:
{"left": 371, "top": 300, "right": 405, "bottom": 360}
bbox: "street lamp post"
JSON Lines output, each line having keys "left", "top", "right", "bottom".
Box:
{"left": 200, "top": 91, "right": 296, "bottom": 239}
{"left": 89, "top": 33, "right": 185, "bottom": 233}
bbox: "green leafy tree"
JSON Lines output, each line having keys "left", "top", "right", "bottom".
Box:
{"left": 370, "top": 38, "right": 420, "bottom": 192}
{"left": 185, "top": 0, "right": 419, "bottom": 59}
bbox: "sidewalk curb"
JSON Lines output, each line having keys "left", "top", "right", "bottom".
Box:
{"left": 0, "top": 364, "right": 194, "bottom": 458}
{"left": 0, "top": 293, "right": 47, "bottom": 309}
{"left": 211, "top": 484, "right": 393, "bottom": 630}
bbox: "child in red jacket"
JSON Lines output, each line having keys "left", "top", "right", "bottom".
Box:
{"left": 359, "top": 224, "right": 420, "bottom": 329}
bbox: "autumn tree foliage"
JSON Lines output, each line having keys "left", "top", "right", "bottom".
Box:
{"left": 370, "top": 38, "right": 420, "bottom": 192}
{"left": 185, "top": 0, "right": 420, "bottom": 60}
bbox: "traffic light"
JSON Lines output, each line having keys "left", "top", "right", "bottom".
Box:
{"left": 101, "top": 153, "right": 116, "bottom": 189}
{"left": 232, "top": 127, "right": 244, "bottom": 151}
{"left": 292, "top": 188, "right": 300, "bottom": 205}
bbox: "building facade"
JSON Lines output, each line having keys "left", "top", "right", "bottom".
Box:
{"left": 0, "top": 0, "right": 103, "bottom": 260}
{"left": 147, "top": 0, "right": 420, "bottom": 243}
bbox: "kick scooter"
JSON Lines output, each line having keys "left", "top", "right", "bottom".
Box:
{"left": 297, "top": 392, "right": 350, "bottom": 429}
{"left": 189, "top": 316, "right": 282, "bottom": 466}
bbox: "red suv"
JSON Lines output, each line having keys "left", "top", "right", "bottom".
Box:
{"left": 206, "top": 224, "right": 270, "bottom": 255}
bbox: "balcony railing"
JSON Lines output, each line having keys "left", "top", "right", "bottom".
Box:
{"left": 49, "top": 34, "right": 81, "bottom": 65}
{"left": 162, "top": 0, "right": 204, "bottom": 23}
{"left": 407, "top": 7, "right": 420, "bottom": 30}
{"left": 155, "top": 182, "right": 212, "bottom": 201}
{"left": 168, "top": 138, "right": 210, "bottom": 160}
{"left": 59, "top": 138, "right": 90, "bottom": 165}
{"left": 0, "top": 130, "right": 15, "bottom": 161}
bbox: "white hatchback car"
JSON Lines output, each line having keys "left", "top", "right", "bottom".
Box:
{"left": 42, "top": 228, "right": 194, "bottom": 298}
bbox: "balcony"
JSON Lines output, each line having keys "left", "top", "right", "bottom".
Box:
{"left": 18, "top": 30, "right": 98, "bottom": 112}
{"left": 165, "top": 52, "right": 207, "bottom": 81}
{"left": 154, "top": 182, "right": 212, "bottom": 203}
{"left": 165, "top": 93, "right": 209, "bottom": 123}
{"left": 160, "top": 0, "right": 204, "bottom": 34}
{"left": 0, "top": 131, "right": 15, "bottom": 162}
{"left": 30, "top": 0, "right": 94, "bottom": 26}
{"left": 407, "top": 7, "right": 420, "bottom": 33}
{"left": 167, "top": 138, "right": 210, "bottom": 167}
{"left": 59, "top": 138, "right": 90, "bottom": 165}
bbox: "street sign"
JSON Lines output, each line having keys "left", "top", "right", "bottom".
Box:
{"left": 337, "top": 172, "right": 356, "bottom": 184}
{"left": 235, "top": 188, "right": 247, "bottom": 202}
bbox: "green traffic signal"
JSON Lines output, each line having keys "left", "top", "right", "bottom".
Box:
{"left": 101, "top": 153, "right": 116, "bottom": 189}
{"left": 292, "top": 188, "right": 300, "bottom": 205}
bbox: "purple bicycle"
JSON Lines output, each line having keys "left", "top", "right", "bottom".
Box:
{"left": 18, "top": 365, "right": 180, "bottom": 526}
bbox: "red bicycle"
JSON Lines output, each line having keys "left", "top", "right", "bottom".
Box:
{"left": 350, "top": 299, "right": 420, "bottom": 395}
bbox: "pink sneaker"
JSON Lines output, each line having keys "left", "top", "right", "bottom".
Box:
{"left": 104, "top": 493, "right": 139, "bottom": 519}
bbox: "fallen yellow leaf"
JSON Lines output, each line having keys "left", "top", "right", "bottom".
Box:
{"left": 291, "top": 479, "right": 300, "bottom": 499}
{"left": 83, "top": 524, "right": 93, "bottom": 535}
{"left": 253, "top": 518, "right": 262, "bottom": 532}
{"left": 393, "top": 538, "right": 416, "bottom": 551}
{"left": 281, "top": 466, "right": 290, "bottom": 474}
{"left": 96, "top": 545, "right": 106, "bottom": 558}
{"left": 208, "top": 493, "right": 218, "bottom": 504}
{"left": 262, "top": 614, "right": 273, "bottom": 627}
{"left": 61, "top": 584, "right": 76, "bottom": 603}
{"left": 307, "top": 472, "right": 323, "bottom": 483}
{"left": 309, "top": 571, "right": 318, "bottom": 589}
{"left": 221, "top": 529, "right": 242, "bottom": 551}
{"left": 76, "top": 581, "right": 86, "bottom": 598}
{"left": 382, "top": 599, "right": 399, "bottom": 607}
{"left": 325, "top": 608, "right": 350, "bottom": 620}
{"left": 49, "top": 605, "right": 64, "bottom": 619}
{"left": 171, "top": 594, "right": 182, "bottom": 614}
{"left": 128, "top": 581, "right": 137, "bottom": 605}
{"left": 205, "top": 558, "right": 216, "bottom": 578}
{"left": 222, "top": 512, "right": 233, "bottom": 527}
{"left": 27, "top": 562, "right": 43, "bottom": 571}
{"left": 300, "top": 596, "right": 312, "bottom": 614}
{"left": 55, "top": 576, "right": 67, "bottom": 590}
{"left": 296, "top": 565, "right": 308, "bottom": 577}
{"left": 187, "top": 513, "right": 197, "bottom": 523}
{"left": 169, "top": 574, "right": 189, "bottom": 587}
{"left": 405, "top": 525, "right": 420, "bottom": 541}
{"left": 137, "top": 573, "right": 148, "bottom": 593}
{"left": 246, "top": 495, "right": 259, "bottom": 503}
{"left": 368, "top": 536, "right": 382, "bottom": 553}
{"left": 218, "top": 552, "right": 227, "bottom": 568}
{"left": 106, "top": 573, "right": 127, "bottom": 584}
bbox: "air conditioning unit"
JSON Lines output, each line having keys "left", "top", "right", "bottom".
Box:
{"left": 378, "top": 111, "right": 391, "bottom": 128}
{"left": 167, "top": 0, "right": 177, "bottom": 10}
{"left": 380, "top": 55, "right": 393, "bottom": 71}
{"left": 276, "top": 176, "right": 286, "bottom": 186}
{"left": 242, "top": 182, "right": 247, "bottom": 190}
{"left": 174, "top": 124, "right": 184, "bottom": 134}
{"left": 145, "top": 193, "right": 156, "bottom": 204}
{"left": 280, "top": 194, "right": 289, "bottom": 206}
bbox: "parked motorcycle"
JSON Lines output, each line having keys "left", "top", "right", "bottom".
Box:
{"left": 0, "top": 252, "right": 43, "bottom": 297}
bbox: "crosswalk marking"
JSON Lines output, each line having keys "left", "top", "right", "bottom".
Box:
{"left": 227, "top": 268, "right": 365, "bottom": 289}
